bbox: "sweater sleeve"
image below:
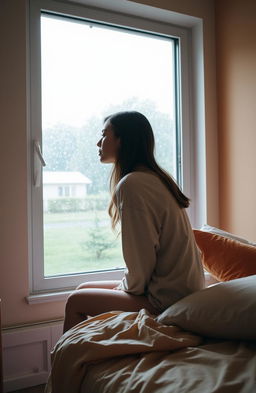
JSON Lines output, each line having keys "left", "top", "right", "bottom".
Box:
{"left": 116, "top": 179, "right": 160, "bottom": 295}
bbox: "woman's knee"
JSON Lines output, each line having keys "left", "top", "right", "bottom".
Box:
{"left": 76, "top": 280, "right": 120, "bottom": 290}
{"left": 76, "top": 281, "right": 108, "bottom": 290}
{"left": 65, "top": 290, "right": 84, "bottom": 313}
{"left": 65, "top": 288, "right": 99, "bottom": 314}
{"left": 76, "top": 282, "right": 92, "bottom": 290}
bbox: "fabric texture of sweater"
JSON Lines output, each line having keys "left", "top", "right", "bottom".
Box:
{"left": 115, "top": 171, "right": 205, "bottom": 312}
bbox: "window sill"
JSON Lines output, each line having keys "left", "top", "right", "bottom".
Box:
{"left": 26, "top": 290, "right": 72, "bottom": 305}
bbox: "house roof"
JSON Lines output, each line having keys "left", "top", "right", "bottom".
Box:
{"left": 43, "top": 171, "right": 91, "bottom": 185}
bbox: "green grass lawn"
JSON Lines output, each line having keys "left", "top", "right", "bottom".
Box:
{"left": 44, "top": 210, "right": 124, "bottom": 276}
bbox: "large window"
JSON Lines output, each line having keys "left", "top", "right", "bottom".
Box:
{"left": 29, "top": 0, "right": 193, "bottom": 293}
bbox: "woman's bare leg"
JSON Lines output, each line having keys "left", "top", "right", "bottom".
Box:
{"left": 76, "top": 280, "right": 121, "bottom": 290}
{"left": 63, "top": 281, "right": 158, "bottom": 332}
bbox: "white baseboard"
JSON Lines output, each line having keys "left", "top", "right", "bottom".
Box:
{"left": 2, "top": 321, "right": 63, "bottom": 392}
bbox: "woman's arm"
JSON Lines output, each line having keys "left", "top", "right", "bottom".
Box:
{"left": 119, "top": 203, "right": 160, "bottom": 295}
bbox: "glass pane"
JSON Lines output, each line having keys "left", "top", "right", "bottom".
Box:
{"left": 41, "top": 14, "right": 177, "bottom": 277}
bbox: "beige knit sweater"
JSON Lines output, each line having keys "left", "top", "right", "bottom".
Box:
{"left": 116, "top": 171, "right": 205, "bottom": 312}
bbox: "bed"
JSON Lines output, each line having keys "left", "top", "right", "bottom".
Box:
{"left": 45, "top": 226, "right": 256, "bottom": 393}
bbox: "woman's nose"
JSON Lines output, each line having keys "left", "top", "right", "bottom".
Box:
{"left": 97, "top": 138, "right": 102, "bottom": 147}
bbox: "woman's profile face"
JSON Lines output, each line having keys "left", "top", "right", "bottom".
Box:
{"left": 97, "top": 120, "right": 120, "bottom": 163}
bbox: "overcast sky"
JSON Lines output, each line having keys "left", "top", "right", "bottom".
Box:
{"left": 41, "top": 14, "right": 175, "bottom": 128}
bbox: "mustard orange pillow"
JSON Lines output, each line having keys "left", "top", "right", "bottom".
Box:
{"left": 193, "top": 230, "right": 256, "bottom": 281}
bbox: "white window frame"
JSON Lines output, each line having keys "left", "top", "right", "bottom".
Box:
{"left": 28, "top": 0, "right": 206, "bottom": 294}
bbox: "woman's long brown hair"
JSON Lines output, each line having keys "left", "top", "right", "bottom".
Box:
{"left": 105, "top": 111, "right": 190, "bottom": 230}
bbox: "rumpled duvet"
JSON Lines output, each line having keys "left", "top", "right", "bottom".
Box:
{"left": 45, "top": 309, "right": 202, "bottom": 393}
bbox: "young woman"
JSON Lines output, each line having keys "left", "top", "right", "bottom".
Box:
{"left": 63, "top": 111, "right": 204, "bottom": 332}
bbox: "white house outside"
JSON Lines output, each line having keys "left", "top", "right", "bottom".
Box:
{"left": 43, "top": 171, "right": 91, "bottom": 211}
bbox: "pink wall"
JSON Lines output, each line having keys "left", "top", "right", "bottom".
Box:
{"left": 0, "top": 0, "right": 217, "bottom": 327}
{"left": 1, "top": 0, "right": 66, "bottom": 327}
{"left": 216, "top": 0, "right": 256, "bottom": 241}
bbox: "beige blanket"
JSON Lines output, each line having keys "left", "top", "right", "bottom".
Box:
{"left": 45, "top": 309, "right": 202, "bottom": 393}
{"left": 82, "top": 338, "right": 256, "bottom": 393}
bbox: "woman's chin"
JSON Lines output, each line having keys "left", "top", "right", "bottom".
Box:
{"left": 99, "top": 156, "right": 114, "bottom": 164}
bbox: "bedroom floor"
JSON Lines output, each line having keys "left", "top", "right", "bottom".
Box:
{"left": 11, "top": 385, "right": 45, "bottom": 393}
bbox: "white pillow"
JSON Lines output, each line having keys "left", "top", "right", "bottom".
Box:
{"left": 201, "top": 224, "right": 256, "bottom": 246}
{"left": 157, "top": 275, "right": 256, "bottom": 340}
